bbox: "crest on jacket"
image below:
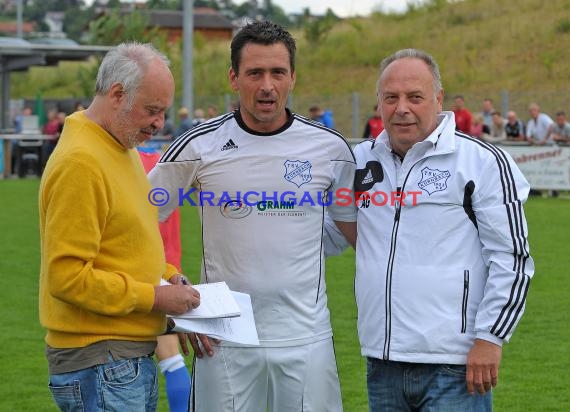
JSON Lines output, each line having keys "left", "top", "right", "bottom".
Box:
{"left": 284, "top": 160, "right": 312, "bottom": 187}
{"left": 418, "top": 166, "right": 450, "bottom": 195}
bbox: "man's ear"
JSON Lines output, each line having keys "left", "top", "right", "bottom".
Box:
{"left": 108, "top": 83, "right": 126, "bottom": 108}
{"left": 229, "top": 67, "right": 239, "bottom": 92}
{"left": 436, "top": 88, "right": 444, "bottom": 112}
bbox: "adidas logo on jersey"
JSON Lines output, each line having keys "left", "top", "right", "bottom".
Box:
{"left": 362, "top": 169, "right": 373, "bottom": 185}
{"left": 221, "top": 139, "right": 238, "bottom": 151}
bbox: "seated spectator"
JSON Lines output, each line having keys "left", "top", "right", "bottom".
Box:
{"left": 505, "top": 110, "right": 526, "bottom": 141}
{"left": 192, "top": 108, "right": 206, "bottom": 127}
{"left": 526, "top": 102, "right": 554, "bottom": 145}
{"left": 207, "top": 104, "right": 218, "bottom": 119}
{"left": 43, "top": 109, "right": 64, "bottom": 157}
{"left": 470, "top": 113, "right": 489, "bottom": 138}
{"left": 362, "top": 104, "right": 384, "bottom": 139}
{"left": 480, "top": 97, "right": 496, "bottom": 129}
{"left": 159, "top": 112, "right": 175, "bottom": 139}
{"left": 174, "top": 106, "right": 193, "bottom": 138}
{"left": 309, "top": 105, "right": 334, "bottom": 128}
{"left": 482, "top": 111, "right": 507, "bottom": 143}
{"left": 549, "top": 111, "right": 570, "bottom": 144}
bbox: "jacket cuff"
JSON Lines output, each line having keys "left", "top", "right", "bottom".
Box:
{"left": 475, "top": 332, "right": 504, "bottom": 347}
{"left": 163, "top": 263, "right": 179, "bottom": 281}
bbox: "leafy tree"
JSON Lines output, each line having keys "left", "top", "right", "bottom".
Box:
{"left": 23, "top": 0, "right": 86, "bottom": 32}
{"left": 262, "top": 0, "right": 290, "bottom": 27}
{"left": 80, "top": 8, "right": 168, "bottom": 95}
{"left": 303, "top": 8, "right": 339, "bottom": 46}
{"left": 87, "top": 9, "right": 164, "bottom": 45}
{"left": 63, "top": 6, "right": 96, "bottom": 42}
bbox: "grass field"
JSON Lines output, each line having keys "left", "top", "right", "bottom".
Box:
{"left": 0, "top": 178, "right": 568, "bottom": 411}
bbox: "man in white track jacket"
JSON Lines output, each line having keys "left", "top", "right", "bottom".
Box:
{"left": 335, "top": 49, "right": 534, "bottom": 411}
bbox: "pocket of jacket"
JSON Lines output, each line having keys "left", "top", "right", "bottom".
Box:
{"left": 461, "top": 270, "right": 469, "bottom": 333}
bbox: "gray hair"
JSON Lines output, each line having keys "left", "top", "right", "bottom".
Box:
{"left": 377, "top": 48, "right": 443, "bottom": 95}
{"left": 95, "top": 42, "right": 170, "bottom": 107}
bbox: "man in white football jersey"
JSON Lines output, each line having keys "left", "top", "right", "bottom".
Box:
{"left": 149, "top": 21, "right": 356, "bottom": 411}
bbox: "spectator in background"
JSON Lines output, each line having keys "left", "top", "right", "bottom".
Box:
{"left": 470, "top": 113, "right": 489, "bottom": 138}
{"left": 480, "top": 98, "right": 496, "bottom": 129}
{"left": 13, "top": 106, "right": 33, "bottom": 133}
{"left": 362, "top": 104, "right": 384, "bottom": 139}
{"left": 192, "top": 108, "right": 206, "bottom": 127}
{"left": 482, "top": 111, "right": 507, "bottom": 144}
{"left": 160, "top": 112, "right": 175, "bottom": 139}
{"left": 73, "top": 101, "right": 86, "bottom": 112}
{"left": 309, "top": 105, "right": 335, "bottom": 128}
{"left": 452, "top": 94, "right": 472, "bottom": 134}
{"left": 505, "top": 110, "right": 526, "bottom": 141}
{"left": 526, "top": 102, "right": 554, "bottom": 145}
{"left": 11, "top": 106, "right": 33, "bottom": 175}
{"left": 549, "top": 111, "right": 570, "bottom": 144}
{"left": 174, "top": 106, "right": 193, "bottom": 137}
{"left": 207, "top": 104, "right": 218, "bottom": 119}
{"left": 43, "top": 109, "right": 63, "bottom": 157}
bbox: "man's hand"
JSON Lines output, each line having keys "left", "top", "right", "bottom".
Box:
{"left": 334, "top": 220, "right": 357, "bottom": 249}
{"left": 153, "top": 284, "right": 200, "bottom": 315}
{"left": 178, "top": 332, "right": 216, "bottom": 358}
{"left": 466, "top": 338, "right": 502, "bottom": 395}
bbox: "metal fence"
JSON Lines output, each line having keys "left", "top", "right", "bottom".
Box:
{"left": 10, "top": 89, "right": 568, "bottom": 140}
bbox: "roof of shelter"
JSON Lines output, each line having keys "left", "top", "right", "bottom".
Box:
{"left": 122, "top": 9, "right": 236, "bottom": 30}
{"left": 0, "top": 37, "right": 113, "bottom": 128}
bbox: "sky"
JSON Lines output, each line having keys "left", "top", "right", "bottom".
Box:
{"left": 93, "top": 1, "right": 426, "bottom": 17}
{"left": 236, "top": 0, "right": 420, "bottom": 17}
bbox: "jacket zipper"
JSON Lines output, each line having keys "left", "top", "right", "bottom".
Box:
{"left": 383, "top": 157, "right": 423, "bottom": 360}
{"left": 383, "top": 186, "right": 401, "bottom": 359}
{"left": 461, "top": 270, "right": 469, "bottom": 333}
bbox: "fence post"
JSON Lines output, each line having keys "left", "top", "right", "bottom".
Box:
{"left": 287, "top": 93, "right": 294, "bottom": 111}
{"left": 501, "top": 90, "right": 509, "bottom": 115}
{"left": 352, "top": 92, "right": 360, "bottom": 140}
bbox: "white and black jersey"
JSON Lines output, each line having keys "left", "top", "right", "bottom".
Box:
{"left": 149, "top": 110, "right": 356, "bottom": 346}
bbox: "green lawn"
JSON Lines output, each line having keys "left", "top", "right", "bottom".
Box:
{"left": 0, "top": 178, "right": 567, "bottom": 411}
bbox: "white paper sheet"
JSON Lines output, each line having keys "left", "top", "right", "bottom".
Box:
{"left": 171, "top": 291, "right": 259, "bottom": 346}
{"left": 162, "top": 280, "right": 241, "bottom": 319}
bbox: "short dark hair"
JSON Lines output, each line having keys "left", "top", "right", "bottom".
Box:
{"left": 230, "top": 20, "right": 296, "bottom": 75}
{"left": 556, "top": 111, "right": 566, "bottom": 117}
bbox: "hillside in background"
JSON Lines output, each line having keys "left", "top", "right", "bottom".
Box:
{"left": 292, "top": 0, "right": 569, "bottom": 111}
{"left": 10, "top": 0, "right": 570, "bottom": 135}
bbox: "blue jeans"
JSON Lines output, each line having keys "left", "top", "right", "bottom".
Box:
{"left": 367, "top": 358, "right": 492, "bottom": 412}
{"left": 48, "top": 355, "right": 158, "bottom": 412}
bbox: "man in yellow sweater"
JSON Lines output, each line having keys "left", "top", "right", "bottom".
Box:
{"left": 39, "top": 42, "right": 200, "bottom": 411}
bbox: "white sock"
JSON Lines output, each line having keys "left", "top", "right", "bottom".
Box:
{"left": 158, "top": 354, "right": 185, "bottom": 374}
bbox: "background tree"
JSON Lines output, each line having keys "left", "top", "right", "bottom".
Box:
{"left": 303, "top": 8, "right": 339, "bottom": 46}
{"left": 262, "top": 0, "right": 290, "bottom": 27}
{"left": 23, "top": 0, "right": 86, "bottom": 33}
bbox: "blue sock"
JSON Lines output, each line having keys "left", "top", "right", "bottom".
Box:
{"left": 164, "top": 366, "right": 191, "bottom": 412}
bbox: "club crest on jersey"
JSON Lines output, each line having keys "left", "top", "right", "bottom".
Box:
{"left": 284, "top": 160, "right": 312, "bottom": 188}
{"left": 418, "top": 166, "right": 450, "bottom": 195}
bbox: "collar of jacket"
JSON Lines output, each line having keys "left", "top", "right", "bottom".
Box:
{"left": 371, "top": 111, "right": 456, "bottom": 159}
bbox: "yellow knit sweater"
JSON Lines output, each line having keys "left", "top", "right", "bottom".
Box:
{"left": 39, "top": 111, "right": 177, "bottom": 348}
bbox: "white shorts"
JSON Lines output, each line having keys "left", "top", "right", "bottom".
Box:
{"left": 190, "top": 338, "right": 342, "bottom": 412}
